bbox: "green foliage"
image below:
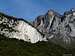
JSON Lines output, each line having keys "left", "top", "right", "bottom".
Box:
{"left": 0, "top": 34, "right": 74, "bottom": 56}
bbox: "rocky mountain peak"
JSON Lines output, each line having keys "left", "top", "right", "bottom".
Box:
{"left": 46, "top": 9, "right": 55, "bottom": 16}
{"left": 46, "top": 9, "right": 61, "bottom": 17}
{"left": 33, "top": 9, "right": 75, "bottom": 47}
{"left": 64, "top": 8, "right": 75, "bottom": 16}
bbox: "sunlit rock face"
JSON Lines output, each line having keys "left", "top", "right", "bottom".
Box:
{"left": 14, "top": 21, "right": 43, "bottom": 43}
{"left": 0, "top": 12, "right": 43, "bottom": 43}
{"left": 33, "top": 9, "right": 75, "bottom": 46}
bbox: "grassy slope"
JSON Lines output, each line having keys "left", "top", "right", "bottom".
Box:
{"left": 0, "top": 34, "right": 75, "bottom": 56}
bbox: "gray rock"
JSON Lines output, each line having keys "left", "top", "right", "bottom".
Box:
{"left": 33, "top": 9, "right": 75, "bottom": 48}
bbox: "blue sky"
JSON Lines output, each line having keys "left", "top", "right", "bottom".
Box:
{"left": 0, "top": 0, "right": 75, "bottom": 21}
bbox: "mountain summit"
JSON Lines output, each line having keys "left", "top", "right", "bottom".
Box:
{"left": 33, "top": 9, "right": 75, "bottom": 47}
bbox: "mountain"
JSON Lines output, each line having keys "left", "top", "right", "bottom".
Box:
{"left": 0, "top": 9, "right": 75, "bottom": 56}
{"left": 0, "top": 9, "right": 75, "bottom": 47}
{"left": 33, "top": 9, "right": 75, "bottom": 48}
{"left": 0, "top": 12, "right": 43, "bottom": 43}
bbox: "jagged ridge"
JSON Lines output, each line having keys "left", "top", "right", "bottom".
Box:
{"left": 33, "top": 9, "right": 75, "bottom": 47}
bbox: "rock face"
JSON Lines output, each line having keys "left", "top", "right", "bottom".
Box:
{"left": 33, "top": 9, "right": 61, "bottom": 34}
{"left": 33, "top": 9, "right": 75, "bottom": 46}
{"left": 0, "top": 12, "right": 43, "bottom": 43}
